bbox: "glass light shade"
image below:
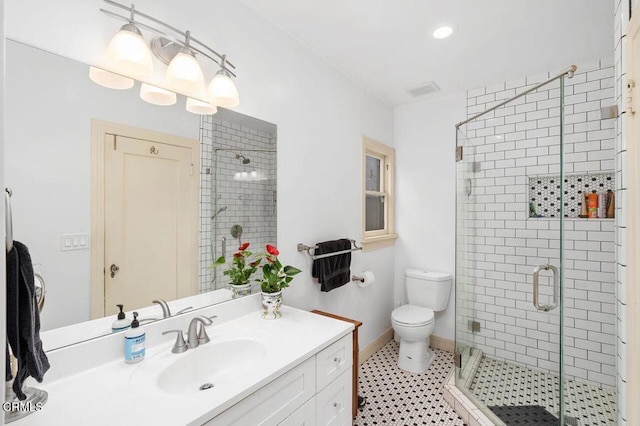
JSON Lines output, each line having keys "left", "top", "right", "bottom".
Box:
{"left": 208, "top": 71, "right": 240, "bottom": 108}
{"left": 140, "top": 83, "right": 177, "bottom": 106}
{"left": 166, "top": 50, "right": 204, "bottom": 96}
{"left": 106, "top": 25, "right": 153, "bottom": 79}
{"left": 89, "top": 66, "right": 134, "bottom": 90}
{"left": 186, "top": 97, "right": 218, "bottom": 115}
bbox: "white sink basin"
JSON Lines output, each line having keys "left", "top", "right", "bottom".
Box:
{"left": 131, "top": 338, "right": 267, "bottom": 395}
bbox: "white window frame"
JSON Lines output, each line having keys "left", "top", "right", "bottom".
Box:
{"left": 362, "top": 136, "right": 397, "bottom": 249}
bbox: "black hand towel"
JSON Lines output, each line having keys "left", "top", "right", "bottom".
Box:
{"left": 6, "top": 241, "right": 50, "bottom": 400}
{"left": 312, "top": 239, "right": 352, "bottom": 292}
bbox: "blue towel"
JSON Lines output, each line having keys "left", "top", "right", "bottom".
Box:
{"left": 6, "top": 241, "right": 50, "bottom": 400}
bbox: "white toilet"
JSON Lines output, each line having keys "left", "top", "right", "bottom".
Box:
{"left": 391, "top": 269, "right": 452, "bottom": 374}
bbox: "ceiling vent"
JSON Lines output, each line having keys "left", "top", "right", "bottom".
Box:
{"left": 407, "top": 81, "right": 440, "bottom": 98}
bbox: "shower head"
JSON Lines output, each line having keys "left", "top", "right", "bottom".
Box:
{"left": 211, "top": 206, "right": 228, "bottom": 219}
{"left": 235, "top": 154, "right": 250, "bottom": 165}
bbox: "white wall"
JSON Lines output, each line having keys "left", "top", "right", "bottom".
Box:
{"left": 5, "top": 0, "right": 395, "bottom": 348}
{"left": 394, "top": 93, "right": 466, "bottom": 340}
{"left": 5, "top": 41, "right": 200, "bottom": 330}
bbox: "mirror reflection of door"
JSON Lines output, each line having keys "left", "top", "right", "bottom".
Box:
{"left": 91, "top": 122, "right": 199, "bottom": 317}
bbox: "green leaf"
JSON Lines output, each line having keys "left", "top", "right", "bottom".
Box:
{"left": 212, "top": 256, "right": 226, "bottom": 267}
{"left": 283, "top": 266, "right": 301, "bottom": 276}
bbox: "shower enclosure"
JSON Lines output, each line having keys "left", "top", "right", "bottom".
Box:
{"left": 455, "top": 65, "right": 617, "bottom": 425}
{"left": 198, "top": 111, "right": 278, "bottom": 295}
{"left": 209, "top": 148, "right": 277, "bottom": 292}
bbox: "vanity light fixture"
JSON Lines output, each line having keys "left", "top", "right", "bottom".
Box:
{"left": 104, "top": 5, "right": 154, "bottom": 79}
{"left": 140, "top": 83, "right": 177, "bottom": 106}
{"left": 186, "top": 97, "right": 218, "bottom": 115}
{"left": 95, "top": 0, "right": 240, "bottom": 114}
{"left": 165, "top": 31, "right": 205, "bottom": 97}
{"left": 433, "top": 25, "right": 453, "bottom": 39}
{"left": 89, "top": 66, "right": 134, "bottom": 89}
{"left": 208, "top": 56, "right": 240, "bottom": 108}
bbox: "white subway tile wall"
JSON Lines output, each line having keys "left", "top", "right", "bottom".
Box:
{"left": 198, "top": 115, "right": 277, "bottom": 293}
{"left": 614, "top": 0, "right": 629, "bottom": 423}
{"left": 457, "top": 59, "right": 618, "bottom": 395}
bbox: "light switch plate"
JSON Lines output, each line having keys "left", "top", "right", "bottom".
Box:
{"left": 60, "top": 233, "right": 90, "bottom": 251}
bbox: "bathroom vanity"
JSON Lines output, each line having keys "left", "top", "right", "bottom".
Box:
{"left": 13, "top": 294, "right": 353, "bottom": 425}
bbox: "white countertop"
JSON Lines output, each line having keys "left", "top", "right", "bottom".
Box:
{"left": 14, "top": 304, "right": 353, "bottom": 426}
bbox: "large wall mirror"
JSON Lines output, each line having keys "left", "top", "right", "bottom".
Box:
{"left": 5, "top": 39, "right": 277, "bottom": 351}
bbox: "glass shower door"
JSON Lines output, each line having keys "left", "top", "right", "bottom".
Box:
{"left": 454, "top": 77, "right": 567, "bottom": 424}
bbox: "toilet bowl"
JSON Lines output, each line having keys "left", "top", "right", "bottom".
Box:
{"left": 391, "top": 304, "right": 435, "bottom": 373}
{"left": 391, "top": 269, "right": 452, "bottom": 374}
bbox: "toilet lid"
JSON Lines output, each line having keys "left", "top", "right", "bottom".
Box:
{"left": 392, "top": 305, "right": 434, "bottom": 326}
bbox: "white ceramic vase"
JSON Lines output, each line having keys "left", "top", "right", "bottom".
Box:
{"left": 230, "top": 283, "right": 252, "bottom": 299}
{"left": 261, "top": 291, "right": 282, "bottom": 319}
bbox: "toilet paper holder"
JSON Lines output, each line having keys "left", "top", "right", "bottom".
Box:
{"left": 352, "top": 275, "right": 365, "bottom": 283}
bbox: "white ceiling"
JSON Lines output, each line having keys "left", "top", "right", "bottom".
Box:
{"left": 239, "top": 1, "right": 613, "bottom": 106}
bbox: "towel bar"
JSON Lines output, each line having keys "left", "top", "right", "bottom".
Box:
{"left": 297, "top": 239, "right": 362, "bottom": 260}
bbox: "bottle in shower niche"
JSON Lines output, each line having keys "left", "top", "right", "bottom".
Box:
{"left": 598, "top": 193, "right": 606, "bottom": 219}
{"left": 124, "top": 312, "right": 145, "bottom": 364}
{"left": 587, "top": 193, "right": 599, "bottom": 218}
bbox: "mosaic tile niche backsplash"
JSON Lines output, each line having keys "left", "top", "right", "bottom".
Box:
{"left": 529, "top": 172, "right": 615, "bottom": 218}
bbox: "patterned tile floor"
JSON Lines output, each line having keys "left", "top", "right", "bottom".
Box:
{"left": 354, "top": 340, "right": 466, "bottom": 426}
{"left": 469, "top": 356, "right": 616, "bottom": 425}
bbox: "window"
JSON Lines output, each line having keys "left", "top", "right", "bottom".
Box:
{"left": 362, "top": 137, "right": 397, "bottom": 248}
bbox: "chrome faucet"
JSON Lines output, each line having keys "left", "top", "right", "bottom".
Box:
{"left": 153, "top": 299, "right": 193, "bottom": 318}
{"left": 187, "top": 316, "right": 214, "bottom": 349}
{"left": 153, "top": 299, "right": 172, "bottom": 318}
{"left": 162, "top": 315, "right": 217, "bottom": 354}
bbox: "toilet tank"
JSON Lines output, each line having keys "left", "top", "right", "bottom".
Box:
{"left": 405, "top": 269, "right": 452, "bottom": 311}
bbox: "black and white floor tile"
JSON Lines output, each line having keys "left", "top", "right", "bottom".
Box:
{"left": 469, "top": 356, "right": 616, "bottom": 425}
{"left": 354, "top": 341, "right": 465, "bottom": 426}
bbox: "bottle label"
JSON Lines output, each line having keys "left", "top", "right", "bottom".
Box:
{"left": 125, "top": 334, "right": 146, "bottom": 362}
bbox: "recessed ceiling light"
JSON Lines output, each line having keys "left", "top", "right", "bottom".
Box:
{"left": 433, "top": 26, "right": 453, "bottom": 39}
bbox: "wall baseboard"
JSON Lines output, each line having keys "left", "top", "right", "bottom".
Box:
{"left": 430, "top": 335, "right": 455, "bottom": 353}
{"left": 359, "top": 328, "right": 393, "bottom": 365}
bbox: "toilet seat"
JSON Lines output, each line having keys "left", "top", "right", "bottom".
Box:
{"left": 392, "top": 305, "right": 434, "bottom": 327}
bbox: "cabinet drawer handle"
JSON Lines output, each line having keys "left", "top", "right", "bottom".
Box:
{"left": 333, "top": 357, "right": 342, "bottom": 365}
{"left": 333, "top": 402, "right": 341, "bottom": 409}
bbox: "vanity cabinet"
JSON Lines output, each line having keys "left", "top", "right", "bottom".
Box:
{"left": 209, "top": 334, "right": 352, "bottom": 426}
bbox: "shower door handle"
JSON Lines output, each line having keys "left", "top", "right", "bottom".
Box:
{"left": 532, "top": 264, "right": 559, "bottom": 312}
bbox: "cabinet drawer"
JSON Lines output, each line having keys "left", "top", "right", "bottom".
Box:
{"left": 208, "top": 357, "right": 316, "bottom": 426}
{"left": 315, "top": 334, "right": 352, "bottom": 392}
{"left": 279, "top": 396, "right": 316, "bottom": 426}
{"left": 315, "top": 369, "right": 352, "bottom": 426}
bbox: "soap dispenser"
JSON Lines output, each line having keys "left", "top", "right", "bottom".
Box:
{"left": 112, "top": 304, "right": 131, "bottom": 333}
{"left": 124, "top": 312, "right": 145, "bottom": 364}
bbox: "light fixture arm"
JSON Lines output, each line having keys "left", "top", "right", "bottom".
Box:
{"left": 101, "top": 0, "right": 237, "bottom": 75}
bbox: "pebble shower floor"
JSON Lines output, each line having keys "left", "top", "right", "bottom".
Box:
{"left": 354, "top": 340, "right": 465, "bottom": 426}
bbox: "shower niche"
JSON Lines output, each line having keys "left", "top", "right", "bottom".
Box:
{"left": 528, "top": 172, "right": 615, "bottom": 218}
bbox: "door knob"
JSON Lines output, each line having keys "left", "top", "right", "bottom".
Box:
{"left": 110, "top": 264, "right": 120, "bottom": 278}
